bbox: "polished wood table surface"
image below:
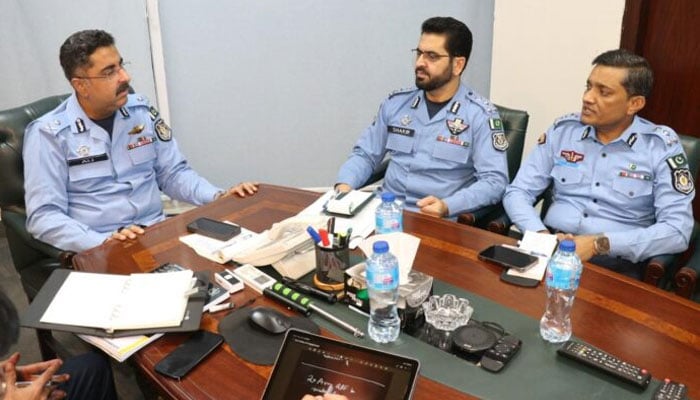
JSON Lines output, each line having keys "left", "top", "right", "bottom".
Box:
{"left": 73, "top": 184, "right": 700, "bottom": 399}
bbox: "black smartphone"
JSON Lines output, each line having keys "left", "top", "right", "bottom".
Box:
{"left": 154, "top": 330, "right": 223, "bottom": 380}
{"left": 186, "top": 217, "right": 241, "bottom": 241}
{"left": 478, "top": 245, "right": 538, "bottom": 271}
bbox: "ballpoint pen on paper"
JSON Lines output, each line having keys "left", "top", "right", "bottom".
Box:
{"left": 501, "top": 243, "right": 550, "bottom": 258}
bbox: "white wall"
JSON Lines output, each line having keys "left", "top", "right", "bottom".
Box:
{"left": 491, "top": 0, "right": 626, "bottom": 162}
{"left": 0, "top": 0, "right": 156, "bottom": 109}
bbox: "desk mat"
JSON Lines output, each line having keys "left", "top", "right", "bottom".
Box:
{"left": 306, "top": 278, "right": 658, "bottom": 399}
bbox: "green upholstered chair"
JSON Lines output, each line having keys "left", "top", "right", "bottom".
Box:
{"left": 360, "top": 104, "right": 529, "bottom": 228}
{"left": 0, "top": 94, "right": 74, "bottom": 359}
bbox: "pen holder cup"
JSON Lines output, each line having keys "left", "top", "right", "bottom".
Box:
{"left": 314, "top": 243, "right": 350, "bottom": 289}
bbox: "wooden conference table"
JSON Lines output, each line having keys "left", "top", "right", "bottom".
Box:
{"left": 72, "top": 184, "right": 700, "bottom": 399}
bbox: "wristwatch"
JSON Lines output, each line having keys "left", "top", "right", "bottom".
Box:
{"left": 593, "top": 235, "right": 610, "bottom": 256}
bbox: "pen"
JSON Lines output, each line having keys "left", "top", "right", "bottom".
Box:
{"left": 501, "top": 243, "right": 550, "bottom": 258}
{"left": 306, "top": 226, "right": 322, "bottom": 244}
{"left": 319, "top": 229, "right": 330, "bottom": 247}
{"left": 327, "top": 217, "right": 335, "bottom": 235}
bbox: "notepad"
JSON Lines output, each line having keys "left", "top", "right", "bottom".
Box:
{"left": 324, "top": 190, "right": 375, "bottom": 217}
{"left": 40, "top": 270, "right": 194, "bottom": 333}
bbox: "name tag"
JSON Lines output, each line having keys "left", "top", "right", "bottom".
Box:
{"left": 67, "top": 153, "right": 109, "bottom": 167}
{"left": 388, "top": 125, "right": 415, "bottom": 137}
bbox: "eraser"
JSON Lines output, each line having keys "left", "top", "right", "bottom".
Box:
{"left": 214, "top": 270, "right": 244, "bottom": 293}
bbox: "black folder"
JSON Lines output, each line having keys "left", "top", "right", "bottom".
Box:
{"left": 20, "top": 268, "right": 207, "bottom": 338}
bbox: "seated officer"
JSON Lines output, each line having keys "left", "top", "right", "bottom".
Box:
{"left": 504, "top": 49, "right": 695, "bottom": 279}
{"left": 24, "top": 29, "right": 258, "bottom": 253}
{"left": 335, "top": 17, "right": 509, "bottom": 219}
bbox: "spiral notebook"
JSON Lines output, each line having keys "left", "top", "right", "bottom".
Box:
{"left": 21, "top": 269, "right": 207, "bottom": 337}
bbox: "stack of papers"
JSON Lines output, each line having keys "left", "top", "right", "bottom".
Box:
{"left": 78, "top": 333, "right": 163, "bottom": 362}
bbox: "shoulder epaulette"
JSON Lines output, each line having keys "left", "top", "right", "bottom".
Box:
{"left": 388, "top": 87, "right": 417, "bottom": 99}
{"left": 553, "top": 113, "right": 581, "bottom": 127}
{"left": 464, "top": 90, "right": 498, "bottom": 115}
{"left": 645, "top": 124, "right": 680, "bottom": 147}
{"left": 34, "top": 109, "right": 71, "bottom": 136}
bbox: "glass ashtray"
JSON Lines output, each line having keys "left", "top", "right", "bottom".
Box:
{"left": 421, "top": 294, "right": 473, "bottom": 331}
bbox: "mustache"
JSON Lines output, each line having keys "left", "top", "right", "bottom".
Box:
{"left": 116, "top": 83, "right": 131, "bottom": 95}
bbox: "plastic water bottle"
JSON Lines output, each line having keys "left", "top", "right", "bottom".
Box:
{"left": 366, "top": 240, "right": 400, "bottom": 343}
{"left": 540, "top": 239, "right": 583, "bottom": 343}
{"left": 375, "top": 192, "right": 403, "bottom": 234}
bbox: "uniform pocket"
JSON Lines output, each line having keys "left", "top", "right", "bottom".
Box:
{"left": 550, "top": 165, "right": 584, "bottom": 186}
{"left": 432, "top": 139, "right": 470, "bottom": 163}
{"left": 128, "top": 140, "right": 157, "bottom": 165}
{"left": 68, "top": 158, "right": 112, "bottom": 182}
{"left": 611, "top": 176, "right": 653, "bottom": 198}
{"left": 386, "top": 133, "right": 414, "bottom": 154}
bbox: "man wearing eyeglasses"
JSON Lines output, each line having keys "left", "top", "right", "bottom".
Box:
{"left": 23, "top": 29, "right": 258, "bottom": 252}
{"left": 335, "top": 17, "right": 508, "bottom": 219}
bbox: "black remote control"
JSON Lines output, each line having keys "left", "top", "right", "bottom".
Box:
{"left": 557, "top": 340, "right": 651, "bottom": 389}
{"left": 652, "top": 379, "right": 688, "bottom": 400}
{"left": 480, "top": 335, "right": 521, "bottom": 372}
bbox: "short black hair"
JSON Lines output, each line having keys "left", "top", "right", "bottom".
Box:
{"left": 593, "top": 49, "right": 653, "bottom": 98}
{"left": 59, "top": 29, "right": 115, "bottom": 80}
{"left": 421, "top": 17, "right": 473, "bottom": 61}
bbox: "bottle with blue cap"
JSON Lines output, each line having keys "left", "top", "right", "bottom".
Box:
{"left": 540, "top": 239, "right": 583, "bottom": 343}
{"left": 366, "top": 240, "right": 400, "bottom": 343}
{"left": 375, "top": 192, "right": 403, "bottom": 234}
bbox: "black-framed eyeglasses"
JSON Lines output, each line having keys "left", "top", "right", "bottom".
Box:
{"left": 74, "top": 61, "right": 131, "bottom": 81}
{"left": 412, "top": 48, "right": 451, "bottom": 63}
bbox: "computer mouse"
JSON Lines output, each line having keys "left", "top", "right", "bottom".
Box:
{"left": 248, "top": 307, "right": 292, "bottom": 334}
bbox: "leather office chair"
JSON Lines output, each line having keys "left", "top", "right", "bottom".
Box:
{"left": 0, "top": 94, "right": 74, "bottom": 359}
{"left": 360, "top": 104, "right": 529, "bottom": 227}
{"left": 489, "top": 132, "right": 700, "bottom": 289}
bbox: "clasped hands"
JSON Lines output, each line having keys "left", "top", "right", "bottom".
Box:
{"left": 0, "top": 353, "right": 68, "bottom": 400}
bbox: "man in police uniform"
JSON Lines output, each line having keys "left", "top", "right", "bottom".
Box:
{"left": 24, "top": 30, "right": 257, "bottom": 252}
{"left": 335, "top": 17, "right": 509, "bottom": 218}
{"left": 504, "top": 49, "right": 694, "bottom": 279}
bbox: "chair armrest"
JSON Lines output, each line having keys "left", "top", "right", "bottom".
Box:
{"left": 1, "top": 209, "right": 75, "bottom": 268}
{"left": 643, "top": 254, "right": 677, "bottom": 288}
{"left": 486, "top": 212, "right": 512, "bottom": 236}
{"left": 673, "top": 222, "right": 700, "bottom": 298}
{"left": 456, "top": 204, "right": 503, "bottom": 227}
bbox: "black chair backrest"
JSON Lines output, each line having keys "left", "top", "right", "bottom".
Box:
{"left": 0, "top": 95, "right": 68, "bottom": 210}
{"left": 494, "top": 104, "right": 529, "bottom": 182}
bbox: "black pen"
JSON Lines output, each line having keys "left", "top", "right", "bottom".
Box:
{"left": 281, "top": 277, "right": 337, "bottom": 304}
{"left": 327, "top": 217, "right": 335, "bottom": 235}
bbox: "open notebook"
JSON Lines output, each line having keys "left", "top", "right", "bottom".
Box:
{"left": 22, "top": 269, "right": 205, "bottom": 337}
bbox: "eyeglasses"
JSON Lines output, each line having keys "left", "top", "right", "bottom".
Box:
{"left": 74, "top": 61, "right": 130, "bottom": 81}
{"left": 412, "top": 48, "right": 451, "bottom": 63}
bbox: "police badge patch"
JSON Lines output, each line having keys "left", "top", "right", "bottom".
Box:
{"left": 672, "top": 168, "right": 694, "bottom": 194}
{"left": 492, "top": 132, "right": 508, "bottom": 151}
{"left": 446, "top": 118, "right": 468, "bottom": 135}
{"left": 154, "top": 119, "right": 172, "bottom": 141}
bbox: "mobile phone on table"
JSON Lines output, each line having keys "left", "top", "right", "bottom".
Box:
{"left": 186, "top": 217, "right": 241, "bottom": 241}
{"left": 154, "top": 330, "right": 223, "bottom": 380}
{"left": 478, "top": 245, "right": 538, "bottom": 271}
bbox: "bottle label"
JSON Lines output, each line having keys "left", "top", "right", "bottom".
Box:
{"left": 546, "top": 263, "right": 581, "bottom": 290}
{"left": 366, "top": 265, "right": 399, "bottom": 291}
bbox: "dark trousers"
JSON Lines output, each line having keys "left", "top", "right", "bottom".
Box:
{"left": 589, "top": 255, "right": 646, "bottom": 281}
{"left": 57, "top": 352, "right": 117, "bottom": 400}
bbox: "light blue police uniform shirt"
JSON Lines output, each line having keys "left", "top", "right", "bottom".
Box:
{"left": 24, "top": 93, "right": 221, "bottom": 252}
{"left": 336, "top": 84, "right": 509, "bottom": 217}
{"left": 504, "top": 114, "right": 695, "bottom": 262}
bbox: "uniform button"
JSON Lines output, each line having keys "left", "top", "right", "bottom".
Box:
{"left": 629, "top": 191, "right": 634, "bottom": 196}
{"left": 561, "top": 178, "right": 566, "bottom": 182}
{"left": 584, "top": 213, "right": 588, "bottom": 218}
{"left": 593, "top": 199, "right": 598, "bottom": 203}
{"left": 602, "top": 153, "right": 607, "bottom": 157}
{"left": 595, "top": 182, "right": 600, "bottom": 186}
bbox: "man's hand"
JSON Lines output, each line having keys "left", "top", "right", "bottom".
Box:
{"left": 416, "top": 195, "right": 448, "bottom": 217}
{"left": 334, "top": 183, "right": 352, "bottom": 193}
{"left": 556, "top": 233, "right": 596, "bottom": 261}
{"left": 215, "top": 182, "right": 259, "bottom": 199}
{"left": 2, "top": 352, "right": 68, "bottom": 400}
{"left": 106, "top": 225, "right": 145, "bottom": 242}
